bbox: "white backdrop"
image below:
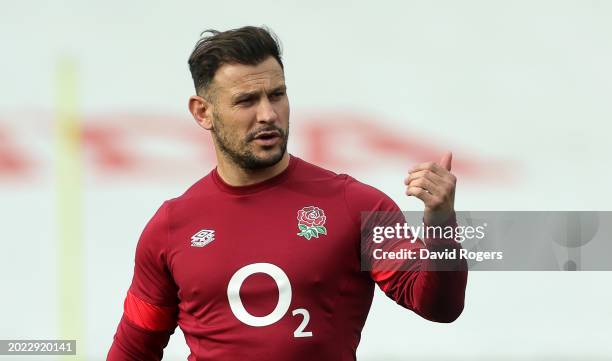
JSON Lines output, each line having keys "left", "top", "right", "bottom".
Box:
{"left": 1, "top": 1, "right": 611, "bottom": 359}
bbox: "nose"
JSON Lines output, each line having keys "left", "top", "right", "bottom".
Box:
{"left": 256, "top": 96, "right": 279, "bottom": 124}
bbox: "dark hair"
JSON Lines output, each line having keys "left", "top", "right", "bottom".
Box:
{"left": 188, "top": 26, "right": 283, "bottom": 96}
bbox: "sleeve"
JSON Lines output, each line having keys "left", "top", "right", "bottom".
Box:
{"left": 344, "top": 176, "right": 468, "bottom": 323}
{"left": 107, "top": 202, "right": 180, "bottom": 361}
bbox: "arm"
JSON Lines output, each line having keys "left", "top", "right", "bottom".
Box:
{"left": 345, "top": 152, "right": 468, "bottom": 322}
{"left": 394, "top": 152, "right": 467, "bottom": 321}
{"left": 107, "top": 202, "right": 179, "bottom": 360}
{"left": 370, "top": 213, "right": 468, "bottom": 323}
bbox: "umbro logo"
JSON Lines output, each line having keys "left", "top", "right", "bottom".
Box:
{"left": 191, "top": 229, "right": 215, "bottom": 247}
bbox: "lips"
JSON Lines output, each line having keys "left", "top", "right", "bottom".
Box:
{"left": 252, "top": 130, "right": 281, "bottom": 146}
{"left": 253, "top": 131, "right": 281, "bottom": 140}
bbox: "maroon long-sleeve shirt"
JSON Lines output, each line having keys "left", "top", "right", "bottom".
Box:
{"left": 107, "top": 155, "right": 467, "bottom": 360}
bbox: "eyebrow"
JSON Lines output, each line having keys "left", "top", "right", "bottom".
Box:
{"left": 232, "top": 85, "right": 287, "bottom": 103}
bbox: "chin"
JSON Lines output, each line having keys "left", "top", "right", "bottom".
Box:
{"left": 254, "top": 141, "right": 284, "bottom": 155}
{"left": 249, "top": 147, "right": 285, "bottom": 167}
{"left": 232, "top": 141, "right": 287, "bottom": 170}
{"left": 258, "top": 149, "right": 285, "bottom": 164}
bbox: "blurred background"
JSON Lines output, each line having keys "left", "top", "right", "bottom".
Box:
{"left": 1, "top": 0, "right": 611, "bottom": 359}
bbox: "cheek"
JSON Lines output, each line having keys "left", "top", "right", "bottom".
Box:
{"left": 275, "top": 99, "right": 290, "bottom": 122}
{"left": 220, "top": 111, "right": 253, "bottom": 138}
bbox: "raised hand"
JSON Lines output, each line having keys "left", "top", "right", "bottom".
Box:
{"left": 404, "top": 152, "right": 456, "bottom": 226}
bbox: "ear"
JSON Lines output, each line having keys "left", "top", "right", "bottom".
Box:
{"left": 188, "top": 95, "right": 214, "bottom": 130}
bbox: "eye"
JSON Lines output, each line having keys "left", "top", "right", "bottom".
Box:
{"left": 236, "top": 97, "right": 254, "bottom": 106}
{"left": 270, "top": 91, "right": 286, "bottom": 100}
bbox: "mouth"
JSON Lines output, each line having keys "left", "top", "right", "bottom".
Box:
{"left": 252, "top": 131, "right": 281, "bottom": 146}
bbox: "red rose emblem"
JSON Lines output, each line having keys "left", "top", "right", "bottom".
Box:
{"left": 297, "top": 206, "right": 326, "bottom": 227}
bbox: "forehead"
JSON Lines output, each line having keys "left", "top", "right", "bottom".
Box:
{"left": 212, "top": 56, "right": 285, "bottom": 96}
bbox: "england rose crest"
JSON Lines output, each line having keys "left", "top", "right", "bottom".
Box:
{"left": 297, "top": 206, "right": 327, "bottom": 240}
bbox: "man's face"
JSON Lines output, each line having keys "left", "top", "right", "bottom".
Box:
{"left": 206, "top": 56, "right": 289, "bottom": 170}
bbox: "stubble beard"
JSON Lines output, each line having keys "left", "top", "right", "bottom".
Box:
{"left": 211, "top": 110, "right": 289, "bottom": 171}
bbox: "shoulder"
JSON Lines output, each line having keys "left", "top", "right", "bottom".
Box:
{"left": 343, "top": 174, "right": 400, "bottom": 214}
{"left": 291, "top": 155, "right": 341, "bottom": 182}
{"left": 294, "top": 156, "right": 400, "bottom": 216}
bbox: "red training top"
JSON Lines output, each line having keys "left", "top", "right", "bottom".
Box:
{"left": 107, "top": 155, "right": 467, "bottom": 361}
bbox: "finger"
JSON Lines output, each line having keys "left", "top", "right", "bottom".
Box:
{"left": 440, "top": 152, "right": 452, "bottom": 171}
{"left": 404, "top": 169, "right": 444, "bottom": 185}
{"left": 406, "top": 186, "right": 436, "bottom": 204}
{"left": 405, "top": 170, "right": 443, "bottom": 188}
{"left": 406, "top": 168, "right": 456, "bottom": 190}
{"left": 409, "top": 161, "right": 448, "bottom": 177}
{"left": 406, "top": 176, "right": 445, "bottom": 196}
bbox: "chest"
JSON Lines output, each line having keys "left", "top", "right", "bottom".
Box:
{"left": 167, "top": 195, "right": 360, "bottom": 313}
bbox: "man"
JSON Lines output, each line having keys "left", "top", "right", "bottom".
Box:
{"left": 107, "top": 26, "right": 467, "bottom": 361}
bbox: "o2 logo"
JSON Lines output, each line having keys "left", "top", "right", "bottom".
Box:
{"left": 227, "top": 263, "right": 313, "bottom": 338}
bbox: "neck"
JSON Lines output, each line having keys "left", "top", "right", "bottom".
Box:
{"left": 215, "top": 152, "right": 290, "bottom": 187}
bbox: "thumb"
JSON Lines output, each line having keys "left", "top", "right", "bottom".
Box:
{"left": 440, "top": 151, "right": 452, "bottom": 171}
